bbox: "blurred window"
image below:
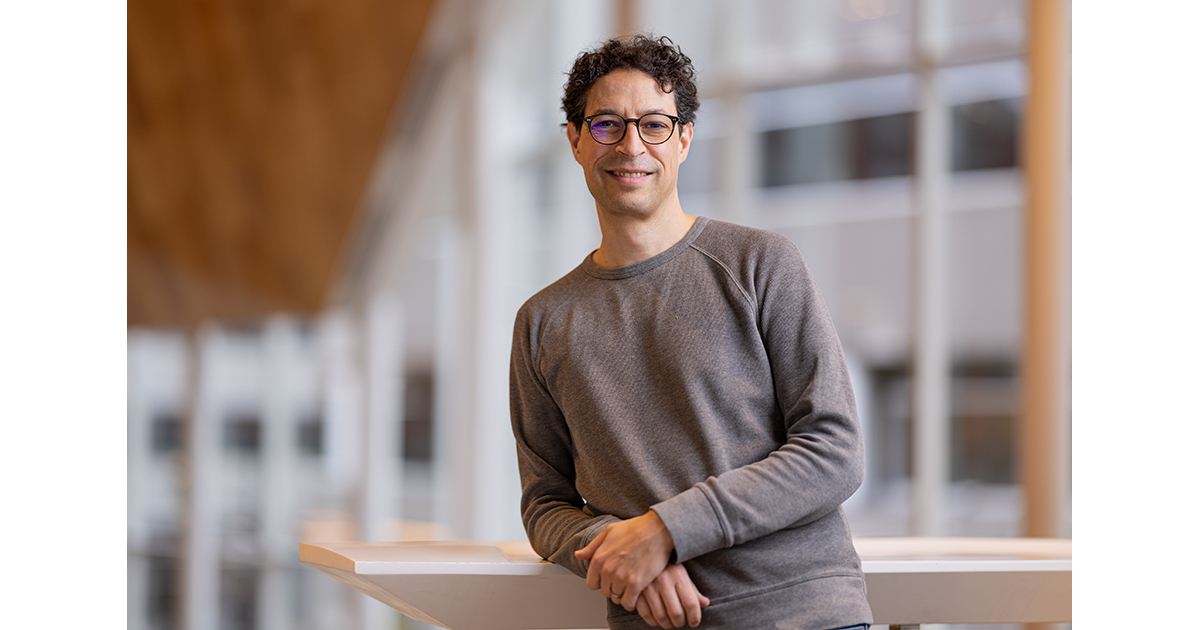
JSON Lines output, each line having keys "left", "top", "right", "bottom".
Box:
{"left": 151, "top": 413, "right": 181, "bottom": 454}
{"left": 759, "top": 96, "right": 1022, "bottom": 187}
{"left": 871, "top": 361, "right": 1017, "bottom": 485}
{"left": 221, "top": 565, "right": 258, "bottom": 630}
{"left": 224, "top": 414, "right": 261, "bottom": 454}
{"left": 761, "top": 112, "right": 914, "bottom": 186}
{"left": 147, "top": 554, "right": 177, "bottom": 628}
{"left": 297, "top": 414, "right": 323, "bottom": 457}
{"left": 951, "top": 98, "right": 1022, "bottom": 171}
{"left": 403, "top": 370, "right": 434, "bottom": 461}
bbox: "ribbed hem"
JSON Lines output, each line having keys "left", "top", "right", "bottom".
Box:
{"left": 605, "top": 572, "right": 872, "bottom": 629}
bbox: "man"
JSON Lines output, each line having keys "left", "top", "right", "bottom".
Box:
{"left": 509, "top": 35, "right": 872, "bottom": 630}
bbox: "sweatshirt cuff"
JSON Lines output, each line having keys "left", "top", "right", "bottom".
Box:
{"left": 547, "top": 514, "right": 621, "bottom": 579}
{"left": 650, "top": 483, "right": 730, "bottom": 563}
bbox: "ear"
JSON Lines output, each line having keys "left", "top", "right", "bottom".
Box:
{"left": 566, "top": 123, "right": 583, "bottom": 165}
{"left": 677, "top": 121, "right": 694, "bottom": 164}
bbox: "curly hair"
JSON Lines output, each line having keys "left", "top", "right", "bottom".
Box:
{"left": 562, "top": 34, "right": 699, "bottom": 130}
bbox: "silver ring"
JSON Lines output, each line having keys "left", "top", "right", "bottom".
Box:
{"left": 611, "top": 591, "right": 623, "bottom": 598}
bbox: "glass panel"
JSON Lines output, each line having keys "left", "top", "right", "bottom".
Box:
{"left": 760, "top": 112, "right": 913, "bottom": 186}
{"left": 951, "top": 98, "right": 1022, "bottom": 171}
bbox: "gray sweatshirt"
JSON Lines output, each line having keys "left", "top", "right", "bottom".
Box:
{"left": 510, "top": 217, "right": 872, "bottom": 629}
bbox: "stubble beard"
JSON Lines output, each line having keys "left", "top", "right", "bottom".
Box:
{"left": 590, "top": 168, "right": 669, "bottom": 220}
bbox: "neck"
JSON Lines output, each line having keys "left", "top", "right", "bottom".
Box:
{"left": 592, "top": 202, "right": 696, "bottom": 269}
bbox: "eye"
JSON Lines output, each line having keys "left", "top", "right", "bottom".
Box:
{"left": 591, "top": 116, "right": 622, "bottom": 129}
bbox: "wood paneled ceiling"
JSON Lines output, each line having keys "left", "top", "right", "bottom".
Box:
{"left": 128, "top": 0, "right": 437, "bottom": 328}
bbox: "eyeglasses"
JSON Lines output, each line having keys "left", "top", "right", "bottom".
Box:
{"left": 583, "top": 113, "right": 680, "bottom": 145}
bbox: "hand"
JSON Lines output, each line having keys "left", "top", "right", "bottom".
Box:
{"left": 634, "top": 563, "right": 710, "bottom": 628}
{"left": 574, "top": 511, "right": 674, "bottom": 611}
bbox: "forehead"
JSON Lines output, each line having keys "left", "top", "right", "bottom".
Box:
{"left": 585, "top": 68, "right": 677, "bottom": 115}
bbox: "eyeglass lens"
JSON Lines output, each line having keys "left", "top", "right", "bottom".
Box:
{"left": 588, "top": 114, "right": 675, "bottom": 145}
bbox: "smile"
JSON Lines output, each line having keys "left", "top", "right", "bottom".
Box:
{"left": 608, "top": 171, "right": 651, "bottom": 178}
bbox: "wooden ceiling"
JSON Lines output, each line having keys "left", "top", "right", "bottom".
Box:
{"left": 128, "top": 0, "right": 437, "bottom": 328}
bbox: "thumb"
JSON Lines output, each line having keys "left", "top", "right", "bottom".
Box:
{"left": 574, "top": 528, "right": 607, "bottom": 559}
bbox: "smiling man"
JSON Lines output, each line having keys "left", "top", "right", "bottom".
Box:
{"left": 509, "top": 35, "right": 872, "bottom": 630}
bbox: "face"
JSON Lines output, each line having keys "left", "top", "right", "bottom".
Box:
{"left": 567, "top": 68, "right": 693, "bottom": 221}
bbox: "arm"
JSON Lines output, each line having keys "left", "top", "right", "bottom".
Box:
{"left": 650, "top": 240, "right": 866, "bottom": 564}
{"left": 514, "top": 307, "right": 709, "bottom": 626}
{"left": 510, "top": 308, "right": 618, "bottom": 577}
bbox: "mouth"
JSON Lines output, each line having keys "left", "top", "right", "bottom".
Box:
{"left": 606, "top": 169, "right": 652, "bottom": 181}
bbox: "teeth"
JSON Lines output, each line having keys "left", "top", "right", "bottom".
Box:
{"left": 612, "top": 172, "right": 649, "bottom": 178}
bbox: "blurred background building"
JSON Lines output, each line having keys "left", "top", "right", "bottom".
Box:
{"left": 127, "top": 0, "right": 1070, "bottom": 629}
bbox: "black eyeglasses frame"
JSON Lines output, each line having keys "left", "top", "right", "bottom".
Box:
{"left": 581, "top": 113, "right": 681, "bottom": 145}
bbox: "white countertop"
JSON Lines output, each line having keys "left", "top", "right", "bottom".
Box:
{"left": 301, "top": 537, "right": 1071, "bottom": 629}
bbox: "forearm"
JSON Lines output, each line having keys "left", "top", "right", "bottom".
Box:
{"left": 522, "top": 492, "right": 619, "bottom": 578}
{"left": 517, "top": 435, "right": 621, "bottom": 577}
{"left": 512, "top": 309, "right": 621, "bottom": 577}
{"left": 651, "top": 413, "right": 863, "bottom": 562}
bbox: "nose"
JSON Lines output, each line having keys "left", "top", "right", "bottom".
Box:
{"left": 615, "top": 120, "right": 646, "bottom": 156}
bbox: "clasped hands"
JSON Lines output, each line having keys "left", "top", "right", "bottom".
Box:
{"left": 574, "top": 511, "right": 710, "bottom": 628}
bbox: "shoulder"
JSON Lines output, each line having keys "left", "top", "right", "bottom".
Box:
{"left": 693, "top": 219, "right": 802, "bottom": 266}
{"left": 690, "top": 219, "right": 810, "bottom": 289}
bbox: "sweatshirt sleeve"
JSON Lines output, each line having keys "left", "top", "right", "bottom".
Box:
{"left": 510, "top": 305, "right": 619, "bottom": 578}
{"left": 650, "top": 238, "right": 865, "bottom": 563}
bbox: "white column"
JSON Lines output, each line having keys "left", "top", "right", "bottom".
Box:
{"left": 362, "top": 291, "right": 404, "bottom": 542}
{"left": 431, "top": 212, "right": 468, "bottom": 538}
{"left": 321, "top": 310, "right": 363, "bottom": 502}
{"left": 180, "top": 324, "right": 223, "bottom": 630}
{"left": 714, "top": 0, "right": 752, "bottom": 225}
{"left": 433, "top": 19, "right": 524, "bottom": 542}
{"left": 910, "top": 0, "right": 951, "bottom": 537}
{"left": 361, "top": 292, "right": 405, "bottom": 630}
{"left": 258, "top": 316, "right": 300, "bottom": 630}
{"left": 427, "top": 48, "right": 473, "bottom": 543}
{"left": 471, "top": 18, "right": 527, "bottom": 542}
{"left": 318, "top": 310, "right": 367, "bottom": 629}
{"left": 126, "top": 335, "right": 151, "bottom": 630}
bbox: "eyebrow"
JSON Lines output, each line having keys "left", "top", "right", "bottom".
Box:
{"left": 585, "top": 108, "right": 676, "bottom": 118}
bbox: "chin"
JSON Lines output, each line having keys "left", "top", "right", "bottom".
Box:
{"left": 604, "top": 200, "right": 657, "bottom": 217}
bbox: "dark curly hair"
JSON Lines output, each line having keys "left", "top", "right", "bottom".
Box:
{"left": 562, "top": 35, "right": 699, "bottom": 130}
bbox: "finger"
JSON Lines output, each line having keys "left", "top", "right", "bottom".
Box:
{"left": 636, "top": 597, "right": 660, "bottom": 628}
{"left": 643, "top": 584, "right": 673, "bottom": 628}
{"left": 620, "top": 571, "right": 655, "bottom": 612}
{"left": 585, "top": 558, "right": 603, "bottom": 592}
{"left": 601, "top": 564, "right": 625, "bottom": 601}
{"left": 601, "top": 575, "right": 618, "bottom": 600}
{"left": 618, "top": 587, "right": 637, "bottom": 612}
{"left": 581, "top": 532, "right": 610, "bottom": 591}
{"left": 575, "top": 528, "right": 608, "bottom": 560}
{"left": 661, "top": 581, "right": 686, "bottom": 628}
{"left": 675, "top": 580, "right": 702, "bottom": 628}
